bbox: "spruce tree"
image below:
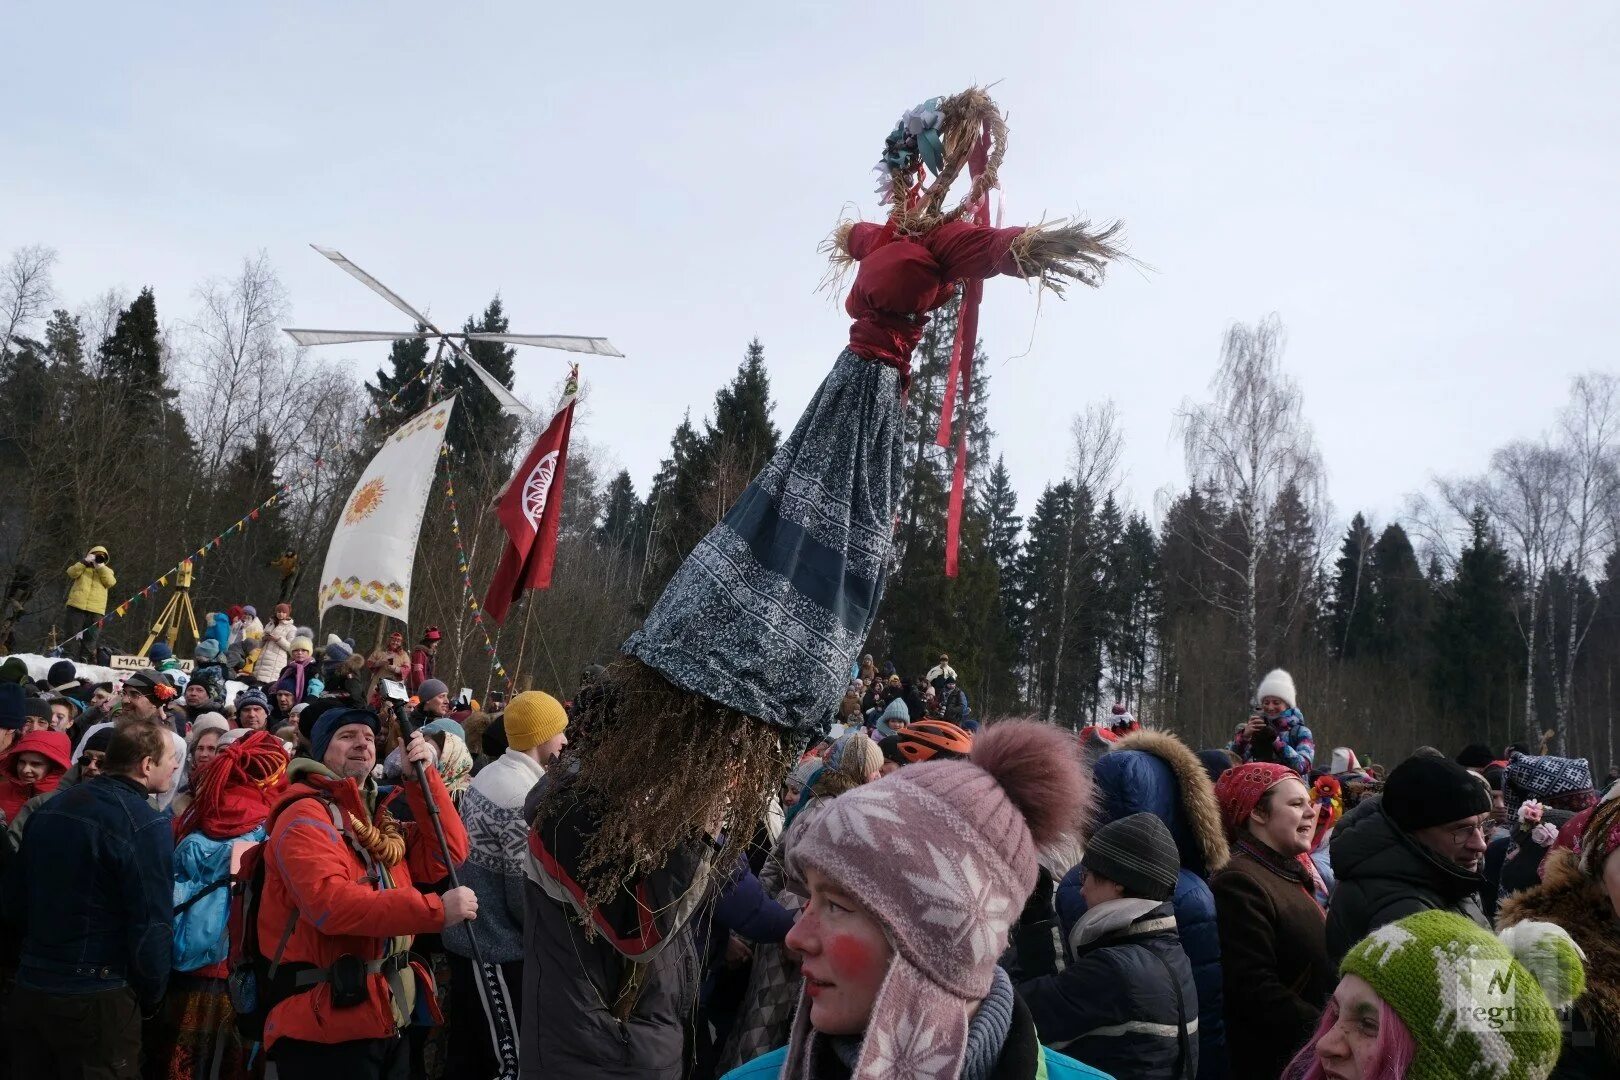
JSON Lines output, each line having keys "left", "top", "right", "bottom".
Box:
{"left": 979, "top": 455, "right": 1024, "bottom": 645}
{"left": 598, "top": 470, "right": 642, "bottom": 556}
{"left": 452, "top": 296, "right": 520, "bottom": 462}
{"left": 367, "top": 331, "right": 431, "bottom": 429}
{"left": 1369, "top": 523, "right": 1431, "bottom": 669}
{"left": 1111, "top": 513, "right": 1161, "bottom": 703}
{"left": 43, "top": 309, "right": 84, "bottom": 375}
{"left": 707, "top": 338, "right": 779, "bottom": 474}
{"left": 1432, "top": 509, "right": 1521, "bottom": 739}
{"left": 98, "top": 287, "right": 169, "bottom": 407}
{"left": 641, "top": 414, "right": 711, "bottom": 600}
{"left": 1328, "top": 513, "right": 1379, "bottom": 658}
{"left": 704, "top": 337, "right": 780, "bottom": 515}
{"left": 1019, "top": 482, "right": 1079, "bottom": 722}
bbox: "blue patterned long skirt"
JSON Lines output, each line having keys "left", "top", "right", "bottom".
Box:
{"left": 624, "top": 350, "right": 905, "bottom": 736}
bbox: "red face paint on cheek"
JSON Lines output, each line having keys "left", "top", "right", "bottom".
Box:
{"left": 827, "top": 933, "right": 882, "bottom": 985}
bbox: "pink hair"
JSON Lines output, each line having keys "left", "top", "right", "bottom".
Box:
{"left": 1283, "top": 993, "right": 1416, "bottom": 1080}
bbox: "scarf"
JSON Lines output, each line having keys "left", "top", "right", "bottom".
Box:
{"left": 1068, "top": 896, "right": 1166, "bottom": 953}
{"left": 436, "top": 731, "right": 474, "bottom": 797}
{"left": 1235, "top": 835, "right": 1326, "bottom": 916}
{"left": 827, "top": 967, "right": 1016, "bottom": 1080}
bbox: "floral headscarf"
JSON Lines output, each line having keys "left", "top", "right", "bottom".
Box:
{"left": 435, "top": 731, "right": 473, "bottom": 797}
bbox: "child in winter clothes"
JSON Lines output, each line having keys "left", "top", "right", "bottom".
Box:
{"left": 0, "top": 729, "right": 72, "bottom": 822}
{"left": 1022, "top": 812, "right": 1199, "bottom": 1079}
{"left": 251, "top": 603, "right": 297, "bottom": 685}
{"left": 1229, "top": 667, "right": 1315, "bottom": 776}
{"left": 275, "top": 637, "right": 316, "bottom": 702}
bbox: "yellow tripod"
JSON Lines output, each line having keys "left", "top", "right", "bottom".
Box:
{"left": 140, "top": 559, "right": 201, "bottom": 655}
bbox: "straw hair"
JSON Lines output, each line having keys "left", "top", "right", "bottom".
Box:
{"left": 538, "top": 655, "right": 790, "bottom": 913}
{"left": 885, "top": 87, "right": 1010, "bottom": 237}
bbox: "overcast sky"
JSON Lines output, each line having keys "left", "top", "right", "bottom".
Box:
{"left": 5, "top": 2, "right": 1616, "bottom": 534}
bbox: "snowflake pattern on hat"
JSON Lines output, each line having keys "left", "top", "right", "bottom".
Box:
{"left": 904, "top": 844, "right": 1012, "bottom": 967}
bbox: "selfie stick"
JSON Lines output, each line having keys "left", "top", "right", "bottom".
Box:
{"left": 388, "top": 696, "right": 487, "bottom": 968}
{"left": 388, "top": 694, "right": 518, "bottom": 1079}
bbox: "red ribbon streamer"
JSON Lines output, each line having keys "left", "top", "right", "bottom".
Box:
{"left": 936, "top": 120, "right": 993, "bottom": 578}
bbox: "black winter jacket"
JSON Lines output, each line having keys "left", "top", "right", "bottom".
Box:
{"left": 1326, "top": 802, "right": 1488, "bottom": 964}
{"left": 2, "top": 774, "right": 173, "bottom": 1007}
{"left": 1022, "top": 899, "right": 1199, "bottom": 1080}
{"left": 521, "top": 773, "right": 714, "bottom": 1080}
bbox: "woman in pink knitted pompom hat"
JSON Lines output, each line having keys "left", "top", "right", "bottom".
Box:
{"left": 720, "top": 720, "right": 1114, "bottom": 1080}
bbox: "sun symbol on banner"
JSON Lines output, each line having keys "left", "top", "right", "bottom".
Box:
{"left": 522, "top": 451, "right": 560, "bottom": 528}
{"left": 345, "top": 478, "right": 387, "bottom": 525}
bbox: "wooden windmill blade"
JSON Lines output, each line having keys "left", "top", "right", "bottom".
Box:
{"left": 466, "top": 332, "right": 624, "bottom": 358}
{"left": 311, "top": 245, "right": 443, "bottom": 333}
{"left": 295, "top": 244, "right": 622, "bottom": 420}
{"left": 283, "top": 328, "right": 429, "bottom": 346}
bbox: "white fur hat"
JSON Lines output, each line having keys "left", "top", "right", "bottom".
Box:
{"left": 1256, "top": 668, "right": 1297, "bottom": 710}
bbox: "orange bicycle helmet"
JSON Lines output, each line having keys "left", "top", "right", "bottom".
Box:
{"left": 895, "top": 719, "right": 974, "bottom": 763}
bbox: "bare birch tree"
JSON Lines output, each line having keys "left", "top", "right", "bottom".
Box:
{"left": 1553, "top": 373, "right": 1620, "bottom": 739}
{"left": 1045, "top": 401, "right": 1125, "bottom": 721}
{"left": 1174, "top": 316, "right": 1324, "bottom": 693}
{"left": 1, "top": 245, "right": 57, "bottom": 359}
{"left": 184, "top": 252, "right": 296, "bottom": 481}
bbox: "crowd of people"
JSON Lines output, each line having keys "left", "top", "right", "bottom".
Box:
{"left": 0, "top": 627, "right": 1616, "bottom": 1080}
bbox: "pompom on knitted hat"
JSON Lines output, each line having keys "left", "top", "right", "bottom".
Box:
{"left": 1340, "top": 910, "right": 1583, "bottom": 1080}
{"left": 785, "top": 720, "right": 1088, "bottom": 1080}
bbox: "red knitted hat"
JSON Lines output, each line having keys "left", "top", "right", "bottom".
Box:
{"left": 1214, "top": 761, "right": 1299, "bottom": 838}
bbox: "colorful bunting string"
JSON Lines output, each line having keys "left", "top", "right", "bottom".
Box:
{"left": 365, "top": 363, "right": 433, "bottom": 426}
{"left": 438, "top": 444, "right": 514, "bottom": 693}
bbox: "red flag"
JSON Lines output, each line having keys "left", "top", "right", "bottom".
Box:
{"left": 483, "top": 368, "right": 578, "bottom": 624}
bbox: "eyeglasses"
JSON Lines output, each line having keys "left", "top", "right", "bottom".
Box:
{"left": 1448, "top": 818, "right": 1492, "bottom": 845}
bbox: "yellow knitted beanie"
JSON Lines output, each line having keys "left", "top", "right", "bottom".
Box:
{"left": 504, "top": 691, "right": 567, "bottom": 752}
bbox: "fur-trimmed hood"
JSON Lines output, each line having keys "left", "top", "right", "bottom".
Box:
{"left": 1499, "top": 848, "right": 1620, "bottom": 1064}
{"left": 1084, "top": 729, "right": 1229, "bottom": 878}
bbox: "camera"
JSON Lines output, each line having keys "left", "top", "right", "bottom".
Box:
{"left": 379, "top": 678, "right": 408, "bottom": 704}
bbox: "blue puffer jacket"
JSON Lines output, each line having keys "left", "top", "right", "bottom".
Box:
{"left": 1056, "top": 731, "right": 1230, "bottom": 1080}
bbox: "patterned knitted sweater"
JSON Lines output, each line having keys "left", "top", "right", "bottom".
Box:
{"left": 443, "top": 748, "right": 547, "bottom": 965}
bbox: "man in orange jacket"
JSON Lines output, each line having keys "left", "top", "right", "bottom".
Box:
{"left": 258, "top": 704, "right": 476, "bottom": 1078}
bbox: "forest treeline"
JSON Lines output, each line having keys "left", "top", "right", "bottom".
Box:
{"left": 3, "top": 245, "right": 1616, "bottom": 772}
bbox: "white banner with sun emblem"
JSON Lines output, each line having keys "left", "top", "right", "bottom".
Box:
{"left": 318, "top": 396, "right": 457, "bottom": 623}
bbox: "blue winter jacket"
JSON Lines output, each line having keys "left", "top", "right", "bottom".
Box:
{"left": 203, "top": 612, "right": 231, "bottom": 660}
{"left": 697, "top": 853, "right": 793, "bottom": 1005}
{"left": 1056, "top": 732, "right": 1229, "bottom": 1080}
{"left": 172, "top": 824, "right": 267, "bottom": 972}
{"left": 3, "top": 774, "right": 174, "bottom": 1007}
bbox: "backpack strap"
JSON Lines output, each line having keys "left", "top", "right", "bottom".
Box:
{"left": 174, "top": 876, "right": 231, "bottom": 915}
{"left": 1146, "top": 947, "right": 1192, "bottom": 1080}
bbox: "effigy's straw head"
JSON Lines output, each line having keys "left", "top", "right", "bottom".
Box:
{"left": 540, "top": 655, "right": 791, "bottom": 914}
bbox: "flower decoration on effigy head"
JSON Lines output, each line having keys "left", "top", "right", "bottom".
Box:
{"left": 875, "top": 97, "right": 946, "bottom": 202}
{"left": 1530, "top": 821, "right": 1559, "bottom": 848}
